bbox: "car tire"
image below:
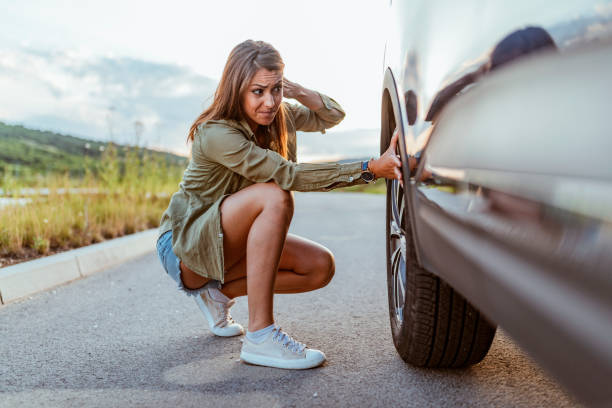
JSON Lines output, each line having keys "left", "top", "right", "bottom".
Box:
{"left": 386, "top": 179, "right": 497, "bottom": 368}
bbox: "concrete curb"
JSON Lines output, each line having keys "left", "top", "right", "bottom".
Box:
{"left": 0, "top": 229, "right": 158, "bottom": 306}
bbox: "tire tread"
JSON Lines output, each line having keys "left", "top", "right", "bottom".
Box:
{"left": 386, "top": 181, "right": 496, "bottom": 369}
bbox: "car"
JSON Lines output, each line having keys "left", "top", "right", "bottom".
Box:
{"left": 380, "top": 1, "right": 612, "bottom": 406}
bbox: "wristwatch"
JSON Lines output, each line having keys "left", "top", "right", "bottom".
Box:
{"left": 361, "top": 159, "right": 376, "bottom": 183}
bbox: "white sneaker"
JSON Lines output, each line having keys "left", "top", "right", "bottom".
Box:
{"left": 194, "top": 287, "right": 244, "bottom": 337}
{"left": 240, "top": 326, "right": 326, "bottom": 369}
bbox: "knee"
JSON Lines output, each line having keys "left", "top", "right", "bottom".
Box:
{"left": 261, "top": 182, "right": 294, "bottom": 219}
{"left": 312, "top": 249, "right": 335, "bottom": 289}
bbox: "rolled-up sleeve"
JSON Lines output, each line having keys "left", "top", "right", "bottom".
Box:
{"left": 285, "top": 92, "right": 346, "bottom": 133}
{"left": 199, "top": 121, "right": 364, "bottom": 191}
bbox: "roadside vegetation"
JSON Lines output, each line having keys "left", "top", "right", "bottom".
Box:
{"left": 0, "top": 121, "right": 186, "bottom": 180}
{"left": 0, "top": 122, "right": 186, "bottom": 267}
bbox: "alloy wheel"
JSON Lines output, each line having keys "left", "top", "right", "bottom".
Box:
{"left": 388, "top": 176, "right": 407, "bottom": 326}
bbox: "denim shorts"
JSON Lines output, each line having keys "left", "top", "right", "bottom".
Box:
{"left": 156, "top": 230, "right": 220, "bottom": 297}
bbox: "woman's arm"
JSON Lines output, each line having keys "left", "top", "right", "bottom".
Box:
{"left": 198, "top": 121, "right": 403, "bottom": 190}
{"left": 281, "top": 79, "right": 402, "bottom": 183}
{"left": 198, "top": 121, "right": 362, "bottom": 192}
{"left": 197, "top": 121, "right": 402, "bottom": 191}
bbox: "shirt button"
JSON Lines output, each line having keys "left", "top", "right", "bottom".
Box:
{"left": 348, "top": 176, "right": 354, "bottom": 182}
{"left": 218, "top": 233, "right": 223, "bottom": 238}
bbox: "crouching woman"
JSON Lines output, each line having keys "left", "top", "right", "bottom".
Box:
{"left": 156, "top": 39, "right": 402, "bottom": 369}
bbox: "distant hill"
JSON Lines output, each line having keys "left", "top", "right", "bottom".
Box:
{"left": 0, "top": 121, "right": 188, "bottom": 178}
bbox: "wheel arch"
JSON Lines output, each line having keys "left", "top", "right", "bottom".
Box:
{"left": 380, "top": 67, "right": 424, "bottom": 267}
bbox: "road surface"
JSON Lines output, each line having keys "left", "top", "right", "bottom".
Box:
{"left": 0, "top": 192, "right": 580, "bottom": 407}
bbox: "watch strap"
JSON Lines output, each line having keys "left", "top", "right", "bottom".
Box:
{"left": 361, "top": 159, "right": 376, "bottom": 183}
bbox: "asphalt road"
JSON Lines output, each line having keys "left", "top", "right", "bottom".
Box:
{"left": 0, "top": 192, "right": 581, "bottom": 407}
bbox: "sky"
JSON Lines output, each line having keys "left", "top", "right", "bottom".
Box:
{"left": 0, "top": 0, "right": 386, "bottom": 158}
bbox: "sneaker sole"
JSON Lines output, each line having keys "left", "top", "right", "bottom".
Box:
{"left": 240, "top": 351, "right": 325, "bottom": 369}
{"left": 195, "top": 296, "right": 243, "bottom": 337}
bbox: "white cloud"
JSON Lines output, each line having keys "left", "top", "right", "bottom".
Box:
{"left": 595, "top": 2, "right": 612, "bottom": 17}
{"left": 0, "top": 0, "right": 386, "bottom": 137}
{"left": 0, "top": 48, "right": 217, "bottom": 155}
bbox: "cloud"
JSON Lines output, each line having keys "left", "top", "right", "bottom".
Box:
{"left": 0, "top": 47, "right": 217, "bottom": 155}
{"left": 595, "top": 2, "right": 612, "bottom": 17}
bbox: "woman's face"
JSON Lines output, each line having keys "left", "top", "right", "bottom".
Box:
{"left": 241, "top": 68, "right": 283, "bottom": 132}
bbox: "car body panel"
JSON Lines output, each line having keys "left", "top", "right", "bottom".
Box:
{"left": 383, "top": 0, "right": 612, "bottom": 405}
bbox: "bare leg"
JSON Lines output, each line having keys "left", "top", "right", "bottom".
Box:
{"left": 218, "top": 182, "right": 294, "bottom": 331}
{"left": 220, "top": 233, "right": 335, "bottom": 299}
{"left": 179, "top": 262, "right": 211, "bottom": 289}
{"left": 179, "top": 184, "right": 335, "bottom": 330}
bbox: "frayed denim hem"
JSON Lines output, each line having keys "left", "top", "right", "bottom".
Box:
{"left": 172, "top": 257, "right": 223, "bottom": 298}
{"left": 171, "top": 255, "right": 206, "bottom": 297}
{"left": 157, "top": 230, "right": 221, "bottom": 298}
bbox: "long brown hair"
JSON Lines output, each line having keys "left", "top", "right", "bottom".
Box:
{"left": 187, "top": 40, "right": 288, "bottom": 158}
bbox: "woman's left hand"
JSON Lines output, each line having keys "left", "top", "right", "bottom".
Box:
{"left": 369, "top": 130, "right": 403, "bottom": 186}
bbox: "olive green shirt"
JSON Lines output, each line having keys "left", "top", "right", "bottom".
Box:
{"left": 158, "top": 92, "right": 366, "bottom": 282}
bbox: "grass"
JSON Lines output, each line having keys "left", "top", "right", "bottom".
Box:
{"left": 337, "top": 178, "right": 386, "bottom": 194}
{"left": 0, "top": 144, "right": 183, "bottom": 266}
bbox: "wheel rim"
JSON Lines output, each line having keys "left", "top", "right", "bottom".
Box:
{"left": 389, "top": 172, "right": 407, "bottom": 326}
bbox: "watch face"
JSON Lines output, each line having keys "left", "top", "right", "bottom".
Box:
{"left": 361, "top": 171, "right": 375, "bottom": 182}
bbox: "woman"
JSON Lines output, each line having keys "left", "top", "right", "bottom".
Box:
{"left": 156, "top": 40, "right": 402, "bottom": 370}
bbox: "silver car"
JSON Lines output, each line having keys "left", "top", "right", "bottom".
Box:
{"left": 381, "top": 1, "right": 612, "bottom": 406}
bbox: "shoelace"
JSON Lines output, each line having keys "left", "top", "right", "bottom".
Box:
{"left": 214, "top": 298, "right": 236, "bottom": 328}
{"left": 272, "top": 327, "right": 306, "bottom": 354}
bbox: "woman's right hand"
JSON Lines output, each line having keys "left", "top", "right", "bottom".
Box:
{"left": 369, "top": 130, "right": 403, "bottom": 186}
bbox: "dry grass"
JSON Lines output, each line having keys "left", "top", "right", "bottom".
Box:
{"left": 0, "top": 145, "right": 182, "bottom": 264}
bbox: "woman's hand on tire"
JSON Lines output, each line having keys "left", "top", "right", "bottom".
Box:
{"left": 370, "top": 130, "right": 403, "bottom": 186}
